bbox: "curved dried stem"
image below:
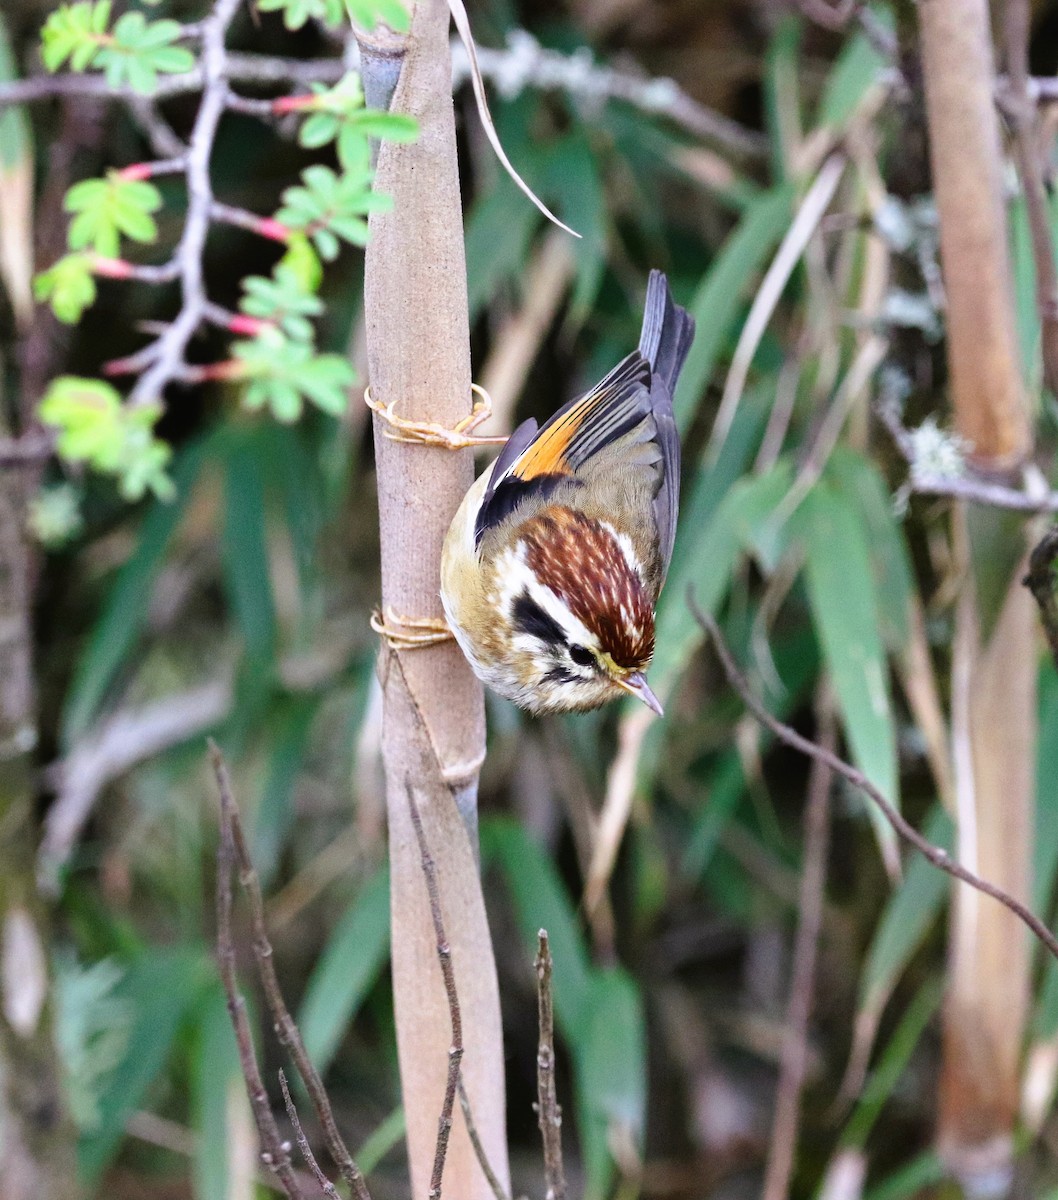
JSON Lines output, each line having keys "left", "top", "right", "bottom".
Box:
{"left": 690, "top": 596, "right": 1058, "bottom": 964}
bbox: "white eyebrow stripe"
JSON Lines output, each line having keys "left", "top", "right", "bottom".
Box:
{"left": 495, "top": 543, "right": 598, "bottom": 650}
{"left": 600, "top": 521, "right": 643, "bottom": 578}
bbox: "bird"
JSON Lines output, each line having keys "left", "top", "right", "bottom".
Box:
{"left": 436, "top": 269, "right": 695, "bottom": 716}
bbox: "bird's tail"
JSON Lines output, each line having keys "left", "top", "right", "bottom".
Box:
{"left": 638, "top": 269, "right": 695, "bottom": 393}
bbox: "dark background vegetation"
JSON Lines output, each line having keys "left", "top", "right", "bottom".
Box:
{"left": 2, "top": 0, "right": 1058, "bottom": 1197}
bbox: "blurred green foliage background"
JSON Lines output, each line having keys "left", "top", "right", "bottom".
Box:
{"left": 4, "top": 0, "right": 1058, "bottom": 1197}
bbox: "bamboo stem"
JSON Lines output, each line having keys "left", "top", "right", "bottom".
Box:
{"left": 360, "top": 3, "right": 509, "bottom": 1197}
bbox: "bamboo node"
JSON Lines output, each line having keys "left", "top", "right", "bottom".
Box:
{"left": 371, "top": 606, "right": 455, "bottom": 650}
{"left": 364, "top": 383, "right": 507, "bottom": 449}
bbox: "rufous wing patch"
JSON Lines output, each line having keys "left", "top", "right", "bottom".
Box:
{"left": 510, "top": 396, "right": 597, "bottom": 480}
{"left": 511, "top": 357, "right": 651, "bottom": 482}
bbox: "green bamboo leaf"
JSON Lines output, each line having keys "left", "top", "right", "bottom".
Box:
{"left": 483, "top": 818, "right": 593, "bottom": 1033}
{"left": 826, "top": 447, "right": 915, "bottom": 651}
{"left": 652, "top": 456, "right": 795, "bottom": 700}
{"left": 816, "top": 16, "right": 890, "bottom": 132}
{"left": 192, "top": 983, "right": 246, "bottom": 1200}
{"left": 465, "top": 179, "right": 537, "bottom": 322}
{"left": 863, "top": 1152, "right": 946, "bottom": 1200}
{"left": 1031, "top": 670, "right": 1058, "bottom": 1037}
{"left": 222, "top": 434, "right": 277, "bottom": 667}
{"left": 78, "top": 945, "right": 210, "bottom": 1181}
{"left": 299, "top": 866, "right": 391, "bottom": 1072}
{"left": 840, "top": 977, "right": 943, "bottom": 1149}
{"left": 575, "top": 969, "right": 646, "bottom": 1200}
{"left": 672, "top": 185, "right": 795, "bottom": 433}
{"left": 796, "top": 482, "right": 900, "bottom": 861}
{"left": 859, "top": 806, "right": 951, "bottom": 1015}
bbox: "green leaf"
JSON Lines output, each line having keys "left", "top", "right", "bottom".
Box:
{"left": 78, "top": 945, "right": 209, "bottom": 1181}
{"left": 465, "top": 178, "right": 538, "bottom": 323}
{"left": 258, "top": 0, "right": 346, "bottom": 30}
{"left": 484, "top": 818, "right": 593, "bottom": 1034}
{"left": 299, "top": 867, "right": 391, "bottom": 1072}
{"left": 344, "top": 0, "right": 410, "bottom": 32}
{"left": 796, "top": 481, "right": 900, "bottom": 861}
{"left": 28, "top": 482, "right": 84, "bottom": 548}
{"left": 65, "top": 172, "right": 162, "bottom": 255}
{"left": 1031, "top": 670, "right": 1058, "bottom": 1037}
{"left": 94, "top": 11, "right": 194, "bottom": 93}
{"left": 41, "top": 1, "right": 112, "bottom": 74}
{"left": 222, "top": 433, "right": 277, "bottom": 666}
{"left": 816, "top": 17, "right": 890, "bottom": 132}
{"left": 652, "top": 454, "right": 795, "bottom": 701}
{"left": 253, "top": 697, "right": 319, "bottom": 886}
{"left": 192, "top": 983, "right": 247, "bottom": 1200}
{"left": 673, "top": 185, "right": 795, "bottom": 433}
{"left": 235, "top": 328, "right": 356, "bottom": 422}
{"left": 356, "top": 1107, "right": 407, "bottom": 1174}
{"left": 293, "top": 75, "right": 417, "bottom": 173}
{"left": 54, "top": 953, "right": 131, "bottom": 1132}
{"left": 575, "top": 969, "right": 646, "bottom": 1200}
{"left": 826, "top": 447, "right": 915, "bottom": 652}
{"left": 839, "top": 977, "right": 943, "bottom": 1149}
{"left": 39, "top": 376, "right": 173, "bottom": 500}
{"left": 859, "top": 806, "right": 951, "bottom": 1017}
{"left": 863, "top": 1152, "right": 947, "bottom": 1200}
{"left": 540, "top": 131, "right": 607, "bottom": 322}
{"left": 34, "top": 252, "right": 97, "bottom": 323}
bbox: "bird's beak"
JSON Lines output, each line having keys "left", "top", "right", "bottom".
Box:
{"left": 616, "top": 671, "right": 664, "bottom": 717}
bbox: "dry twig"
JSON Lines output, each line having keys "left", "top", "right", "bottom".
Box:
{"left": 210, "top": 741, "right": 373, "bottom": 1200}
{"left": 279, "top": 1070, "right": 340, "bottom": 1200}
{"left": 457, "top": 1079, "right": 512, "bottom": 1200}
{"left": 214, "top": 747, "right": 306, "bottom": 1200}
{"left": 877, "top": 403, "right": 1058, "bottom": 513}
{"left": 689, "top": 594, "right": 1058, "bottom": 964}
{"left": 405, "top": 781, "right": 464, "bottom": 1200}
{"left": 535, "top": 931, "right": 566, "bottom": 1200}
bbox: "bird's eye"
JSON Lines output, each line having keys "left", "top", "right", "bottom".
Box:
{"left": 569, "top": 644, "right": 595, "bottom": 668}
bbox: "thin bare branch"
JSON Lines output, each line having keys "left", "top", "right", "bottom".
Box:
{"left": 452, "top": 31, "right": 766, "bottom": 162}
{"left": 0, "top": 432, "right": 55, "bottom": 467}
{"left": 215, "top": 748, "right": 306, "bottom": 1200}
{"left": 127, "top": 0, "right": 239, "bottom": 406}
{"left": 279, "top": 1070, "right": 341, "bottom": 1200}
{"left": 689, "top": 594, "right": 1058, "bottom": 964}
{"left": 405, "top": 781, "right": 464, "bottom": 1200}
{"left": 457, "top": 1079, "right": 511, "bottom": 1200}
{"left": 209, "top": 742, "right": 373, "bottom": 1200}
{"left": 1024, "top": 527, "right": 1058, "bottom": 674}
{"left": 0, "top": 54, "right": 345, "bottom": 110}
{"left": 877, "top": 403, "right": 1058, "bottom": 513}
{"left": 535, "top": 931, "right": 566, "bottom": 1200}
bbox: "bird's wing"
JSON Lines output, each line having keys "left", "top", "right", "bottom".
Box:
{"left": 473, "top": 354, "right": 653, "bottom": 548}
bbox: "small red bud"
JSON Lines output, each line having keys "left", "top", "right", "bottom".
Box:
{"left": 273, "top": 94, "right": 312, "bottom": 115}
{"left": 200, "top": 359, "right": 246, "bottom": 382}
{"left": 102, "top": 357, "right": 136, "bottom": 377}
{"left": 92, "top": 257, "right": 133, "bottom": 280}
{"left": 227, "top": 313, "right": 270, "bottom": 336}
{"left": 255, "top": 216, "right": 291, "bottom": 243}
{"left": 118, "top": 163, "right": 154, "bottom": 181}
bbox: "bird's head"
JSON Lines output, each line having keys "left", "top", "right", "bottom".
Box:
{"left": 490, "top": 507, "right": 662, "bottom": 716}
